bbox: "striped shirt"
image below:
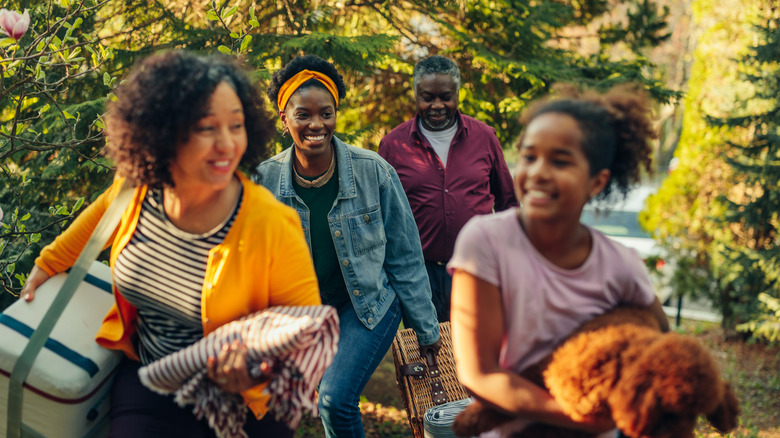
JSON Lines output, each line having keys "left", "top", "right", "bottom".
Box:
{"left": 114, "top": 187, "right": 241, "bottom": 364}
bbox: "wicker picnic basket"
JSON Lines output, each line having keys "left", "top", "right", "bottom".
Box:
{"left": 392, "top": 321, "right": 470, "bottom": 438}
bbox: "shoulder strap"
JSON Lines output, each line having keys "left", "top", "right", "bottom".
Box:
{"left": 6, "top": 180, "right": 134, "bottom": 438}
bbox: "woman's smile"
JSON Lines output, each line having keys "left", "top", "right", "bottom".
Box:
{"left": 281, "top": 86, "right": 337, "bottom": 174}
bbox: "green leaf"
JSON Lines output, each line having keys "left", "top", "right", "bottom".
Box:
{"left": 217, "top": 45, "right": 232, "bottom": 55}
{"left": 30, "top": 233, "right": 41, "bottom": 244}
{"left": 73, "top": 197, "right": 85, "bottom": 212}
{"left": 63, "top": 111, "right": 76, "bottom": 120}
{"left": 240, "top": 35, "right": 252, "bottom": 53}
{"left": 103, "top": 72, "right": 111, "bottom": 86}
{"left": 7, "top": 263, "right": 15, "bottom": 276}
{"left": 20, "top": 213, "right": 31, "bottom": 221}
{"left": 223, "top": 6, "right": 238, "bottom": 19}
{"left": 207, "top": 10, "right": 219, "bottom": 21}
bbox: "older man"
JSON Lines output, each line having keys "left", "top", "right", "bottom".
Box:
{"left": 379, "top": 55, "right": 516, "bottom": 322}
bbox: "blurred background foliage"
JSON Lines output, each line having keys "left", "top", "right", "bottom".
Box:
{"left": 1, "top": 0, "right": 778, "bottom": 344}
{"left": 643, "top": 0, "right": 780, "bottom": 343}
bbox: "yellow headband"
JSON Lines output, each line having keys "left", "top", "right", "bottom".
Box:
{"left": 277, "top": 69, "right": 339, "bottom": 111}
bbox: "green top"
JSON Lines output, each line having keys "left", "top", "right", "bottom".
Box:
{"left": 293, "top": 164, "right": 349, "bottom": 310}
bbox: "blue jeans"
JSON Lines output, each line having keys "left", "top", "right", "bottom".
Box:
{"left": 318, "top": 296, "right": 402, "bottom": 438}
{"left": 425, "top": 261, "right": 452, "bottom": 323}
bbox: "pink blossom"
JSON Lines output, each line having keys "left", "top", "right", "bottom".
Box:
{"left": 0, "top": 9, "right": 30, "bottom": 41}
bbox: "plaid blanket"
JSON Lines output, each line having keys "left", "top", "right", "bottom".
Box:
{"left": 138, "top": 305, "right": 339, "bottom": 438}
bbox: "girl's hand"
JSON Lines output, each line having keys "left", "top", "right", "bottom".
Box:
{"left": 570, "top": 415, "right": 616, "bottom": 434}
{"left": 21, "top": 265, "right": 51, "bottom": 302}
{"left": 207, "top": 340, "right": 272, "bottom": 393}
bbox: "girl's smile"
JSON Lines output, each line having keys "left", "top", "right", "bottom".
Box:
{"left": 515, "top": 112, "right": 609, "bottom": 225}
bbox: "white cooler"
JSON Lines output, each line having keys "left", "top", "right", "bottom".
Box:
{"left": 0, "top": 261, "right": 122, "bottom": 438}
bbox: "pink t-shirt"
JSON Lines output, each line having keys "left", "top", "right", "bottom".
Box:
{"left": 448, "top": 209, "right": 655, "bottom": 437}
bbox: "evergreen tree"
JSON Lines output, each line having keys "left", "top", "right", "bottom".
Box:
{"left": 706, "top": 1, "right": 780, "bottom": 340}
{"left": 644, "top": 0, "right": 780, "bottom": 340}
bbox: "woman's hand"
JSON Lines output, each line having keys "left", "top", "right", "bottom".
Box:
{"left": 20, "top": 265, "right": 51, "bottom": 302}
{"left": 207, "top": 340, "right": 272, "bottom": 393}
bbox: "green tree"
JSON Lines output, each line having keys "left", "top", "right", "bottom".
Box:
{"left": 1, "top": 1, "right": 117, "bottom": 304}
{"left": 645, "top": 0, "right": 780, "bottom": 341}
{"left": 708, "top": 2, "right": 780, "bottom": 341}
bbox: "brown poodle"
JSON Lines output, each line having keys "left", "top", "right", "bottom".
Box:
{"left": 451, "top": 306, "right": 740, "bottom": 438}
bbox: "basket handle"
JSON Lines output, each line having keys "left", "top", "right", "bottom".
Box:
{"left": 423, "top": 346, "right": 450, "bottom": 405}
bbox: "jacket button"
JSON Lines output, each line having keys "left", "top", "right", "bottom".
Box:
{"left": 363, "top": 214, "right": 370, "bottom": 223}
{"left": 367, "top": 317, "right": 374, "bottom": 324}
{"left": 353, "top": 290, "right": 359, "bottom": 296}
{"left": 343, "top": 259, "right": 350, "bottom": 267}
{"left": 334, "top": 230, "right": 341, "bottom": 237}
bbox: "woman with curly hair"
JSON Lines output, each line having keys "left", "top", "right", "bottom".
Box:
{"left": 255, "top": 54, "right": 441, "bottom": 438}
{"left": 21, "top": 50, "right": 321, "bottom": 437}
{"left": 449, "top": 84, "right": 670, "bottom": 437}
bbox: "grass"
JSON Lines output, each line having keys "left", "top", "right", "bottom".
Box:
{"left": 295, "top": 318, "right": 780, "bottom": 438}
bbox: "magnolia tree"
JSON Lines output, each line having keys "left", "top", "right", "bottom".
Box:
{"left": 0, "top": 1, "right": 116, "bottom": 301}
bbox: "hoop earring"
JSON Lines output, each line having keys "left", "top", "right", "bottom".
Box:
{"left": 282, "top": 125, "right": 289, "bottom": 138}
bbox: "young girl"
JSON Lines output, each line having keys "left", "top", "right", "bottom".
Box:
{"left": 449, "top": 84, "right": 670, "bottom": 437}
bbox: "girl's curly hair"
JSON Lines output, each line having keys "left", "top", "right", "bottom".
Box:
{"left": 519, "top": 83, "right": 657, "bottom": 202}
{"left": 267, "top": 54, "right": 346, "bottom": 111}
{"left": 104, "top": 50, "right": 275, "bottom": 187}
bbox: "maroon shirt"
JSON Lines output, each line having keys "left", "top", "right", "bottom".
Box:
{"left": 379, "top": 112, "right": 517, "bottom": 262}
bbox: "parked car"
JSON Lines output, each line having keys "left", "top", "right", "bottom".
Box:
{"left": 581, "top": 186, "right": 673, "bottom": 302}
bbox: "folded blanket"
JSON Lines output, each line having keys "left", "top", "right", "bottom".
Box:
{"left": 138, "top": 305, "right": 339, "bottom": 438}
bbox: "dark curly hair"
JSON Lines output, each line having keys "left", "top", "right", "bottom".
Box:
{"left": 267, "top": 54, "right": 347, "bottom": 111}
{"left": 519, "top": 83, "right": 656, "bottom": 202}
{"left": 104, "top": 50, "right": 275, "bottom": 187}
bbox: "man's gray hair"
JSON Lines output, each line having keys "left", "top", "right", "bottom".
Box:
{"left": 413, "top": 55, "right": 461, "bottom": 94}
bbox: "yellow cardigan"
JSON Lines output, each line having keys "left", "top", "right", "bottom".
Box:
{"left": 35, "top": 172, "right": 321, "bottom": 417}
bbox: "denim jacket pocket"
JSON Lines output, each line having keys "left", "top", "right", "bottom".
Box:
{"left": 348, "top": 206, "right": 386, "bottom": 255}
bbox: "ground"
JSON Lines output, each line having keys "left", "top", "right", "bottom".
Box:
{"left": 295, "top": 318, "right": 780, "bottom": 438}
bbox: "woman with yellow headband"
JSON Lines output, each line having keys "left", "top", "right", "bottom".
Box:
{"left": 256, "top": 54, "right": 441, "bottom": 438}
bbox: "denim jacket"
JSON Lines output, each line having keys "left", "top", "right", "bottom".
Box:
{"left": 254, "top": 137, "right": 440, "bottom": 345}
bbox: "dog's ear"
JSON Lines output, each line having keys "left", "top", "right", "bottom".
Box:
{"left": 706, "top": 382, "right": 740, "bottom": 433}
{"left": 609, "top": 335, "right": 723, "bottom": 437}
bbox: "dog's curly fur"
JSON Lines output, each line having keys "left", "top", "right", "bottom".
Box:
{"left": 452, "top": 306, "right": 740, "bottom": 438}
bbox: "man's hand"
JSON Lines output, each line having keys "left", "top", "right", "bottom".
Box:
{"left": 419, "top": 337, "right": 443, "bottom": 366}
